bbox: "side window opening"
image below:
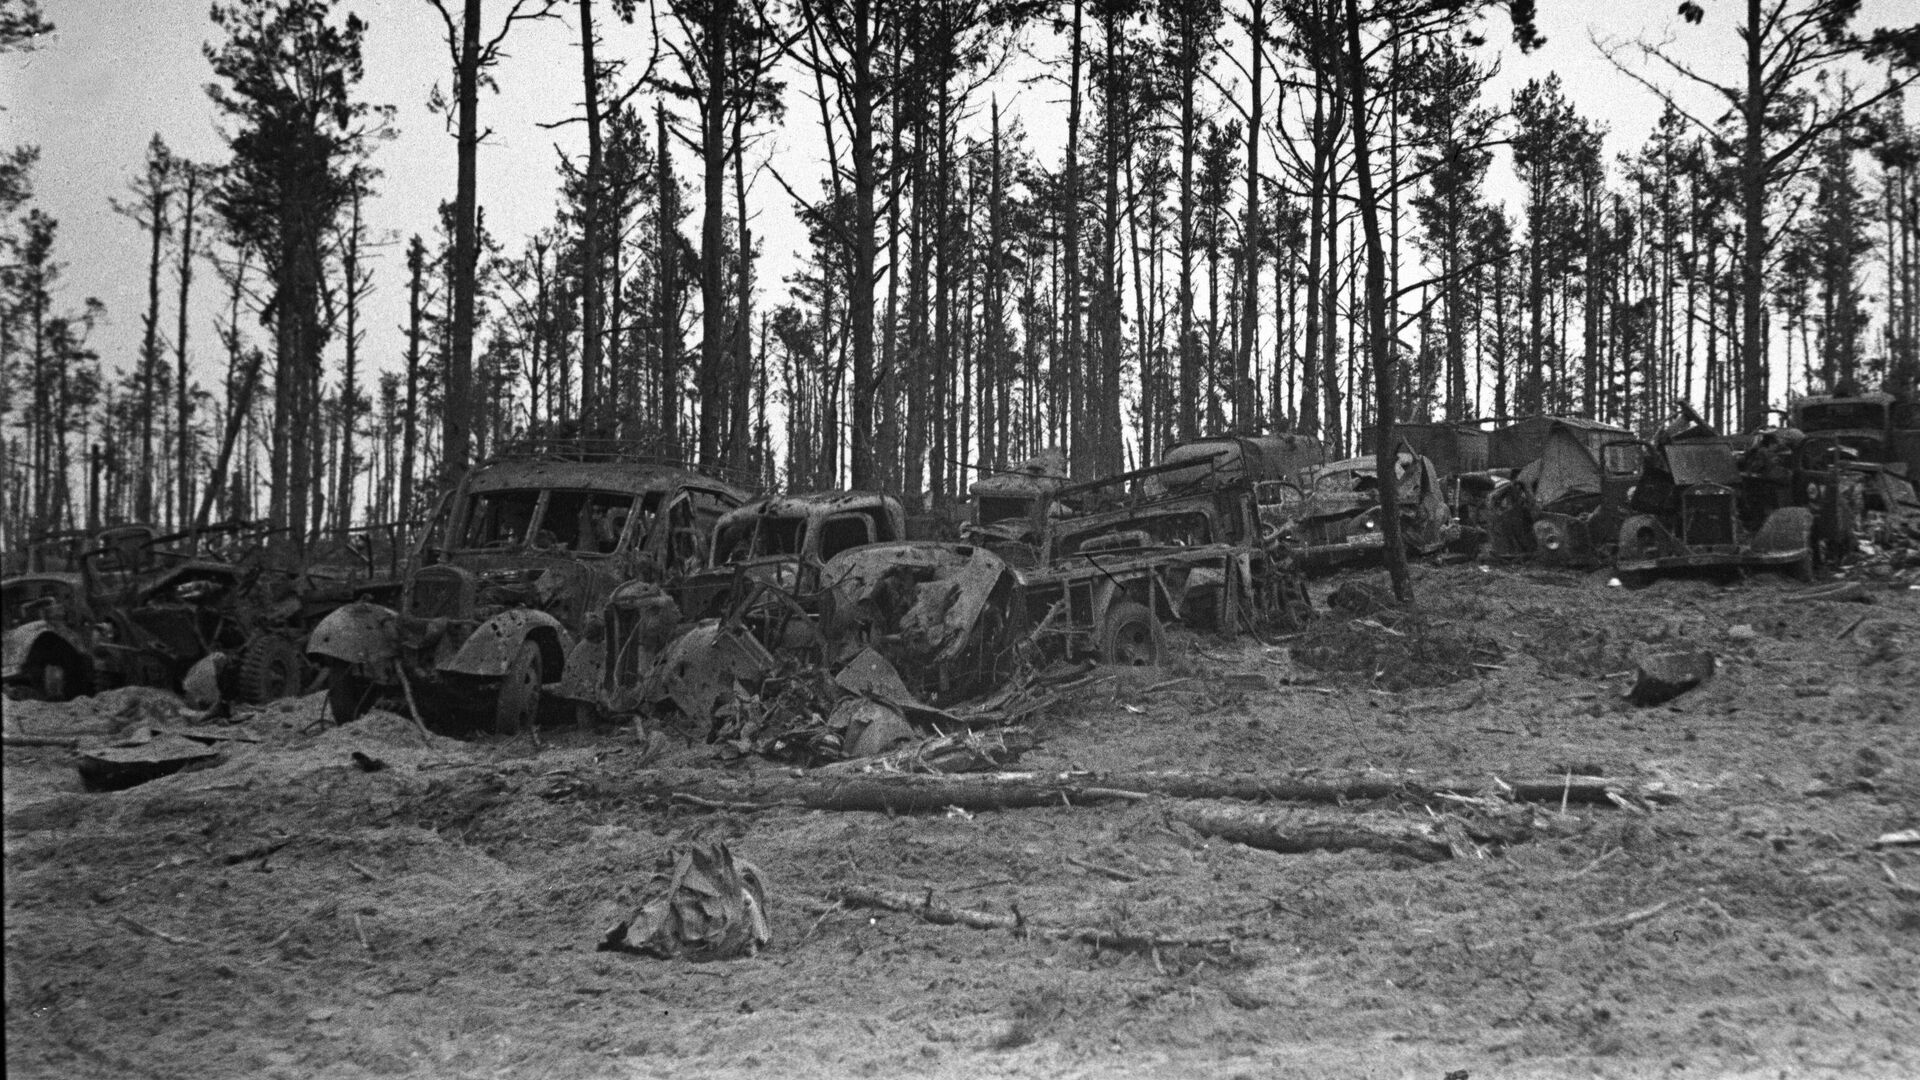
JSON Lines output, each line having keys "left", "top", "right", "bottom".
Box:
{"left": 819, "top": 514, "right": 875, "bottom": 560}
{"left": 462, "top": 491, "right": 540, "bottom": 548}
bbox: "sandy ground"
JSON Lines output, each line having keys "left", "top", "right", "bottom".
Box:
{"left": 5, "top": 563, "right": 1917, "bottom": 1080}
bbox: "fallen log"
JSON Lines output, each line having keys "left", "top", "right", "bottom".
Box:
{"left": 822, "top": 884, "right": 1232, "bottom": 953}
{"left": 1168, "top": 802, "right": 1453, "bottom": 862}
{"left": 577, "top": 766, "right": 1652, "bottom": 814}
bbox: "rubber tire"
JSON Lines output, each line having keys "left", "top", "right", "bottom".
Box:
{"left": 327, "top": 660, "right": 372, "bottom": 726}
{"left": 21, "top": 651, "right": 85, "bottom": 702}
{"left": 492, "top": 641, "right": 543, "bottom": 736}
{"left": 235, "top": 635, "right": 305, "bottom": 704}
{"left": 1099, "top": 600, "right": 1165, "bottom": 667}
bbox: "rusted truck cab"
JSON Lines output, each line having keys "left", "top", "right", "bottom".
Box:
{"left": 2, "top": 572, "right": 99, "bottom": 700}
{"left": 1613, "top": 436, "right": 1817, "bottom": 584}
{"left": 308, "top": 455, "right": 746, "bottom": 732}
{"left": 1279, "top": 448, "right": 1456, "bottom": 573}
{"left": 963, "top": 470, "right": 1069, "bottom": 568}
{"left": 677, "top": 491, "right": 906, "bottom": 620}
{"left": 1020, "top": 456, "right": 1311, "bottom": 666}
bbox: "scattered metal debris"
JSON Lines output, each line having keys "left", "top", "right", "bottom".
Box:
{"left": 599, "top": 839, "right": 770, "bottom": 960}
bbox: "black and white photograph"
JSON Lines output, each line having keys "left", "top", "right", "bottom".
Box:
{"left": 3, "top": 0, "right": 1918, "bottom": 1074}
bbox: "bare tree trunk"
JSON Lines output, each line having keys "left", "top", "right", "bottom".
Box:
{"left": 1342, "top": 0, "right": 1409, "bottom": 601}
{"left": 729, "top": 109, "right": 755, "bottom": 478}
{"left": 1737, "top": 0, "right": 1767, "bottom": 432}
{"left": 401, "top": 236, "right": 426, "bottom": 525}
{"left": 658, "top": 104, "right": 682, "bottom": 452}
{"left": 578, "top": 0, "right": 606, "bottom": 433}
{"left": 138, "top": 177, "right": 169, "bottom": 525}
{"left": 847, "top": 0, "right": 879, "bottom": 488}
{"left": 445, "top": 0, "right": 481, "bottom": 478}
{"left": 695, "top": 0, "right": 726, "bottom": 464}
{"left": 174, "top": 167, "right": 199, "bottom": 528}
{"left": 1064, "top": 0, "right": 1086, "bottom": 477}
{"left": 1240, "top": 0, "right": 1264, "bottom": 431}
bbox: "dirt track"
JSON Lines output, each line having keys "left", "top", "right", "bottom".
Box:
{"left": 6, "top": 564, "right": 1918, "bottom": 1079}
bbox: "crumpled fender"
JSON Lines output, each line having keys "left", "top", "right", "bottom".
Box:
{"left": 439, "top": 608, "right": 572, "bottom": 679}
{"left": 552, "top": 635, "right": 605, "bottom": 704}
{"left": 3, "top": 622, "right": 74, "bottom": 679}
{"left": 307, "top": 601, "right": 400, "bottom": 666}
{"left": 1751, "top": 505, "right": 1814, "bottom": 557}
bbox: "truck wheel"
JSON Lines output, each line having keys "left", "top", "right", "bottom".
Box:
{"left": 492, "top": 641, "right": 543, "bottom": 735}
{"left": 1099, "top": 600, "right": 1165, "bottom": 667}
{"left": 21, "top": 650, "right": 86, "bottom": 702}
{"left": 327, "top": 661, "right": 372, "bottom": 725}
{"left": 236, "top": 635, "right": 304, "bottom": 704}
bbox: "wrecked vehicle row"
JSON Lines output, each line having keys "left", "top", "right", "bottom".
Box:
{"left": 310, "top": 453, "right": 750, "bottom": 731}
{"left": 301, "top": 434, "right": 1316, "bottom": 745}
{"left": 4, "top": 521, "right": 327, "bottom": 706}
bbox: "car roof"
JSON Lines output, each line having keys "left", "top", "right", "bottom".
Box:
{"left": 465, "top": 458, "right": 748, "bottom": 500}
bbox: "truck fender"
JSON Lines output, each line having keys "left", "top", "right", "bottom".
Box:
{"left": 307, "top": 601, "right": 400, "bottom": 666}
{"left": 552, "top": 635, "right": 605, "bottom": 705}
{"left": 1751, "top": 505, "right": 1814, "bottom": 557}
{"left": 1615, "top": 514, "right": 1675, "bottom": 565}
{"left": 3, "top": 622, "right": 89, "bottom": 681}
{"left": 440, "top": 608, "right": 571, "bottom": 680}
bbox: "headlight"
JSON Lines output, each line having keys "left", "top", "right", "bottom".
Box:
{"left": 1533, "top": 521, "right": 1564, "bottom": 551}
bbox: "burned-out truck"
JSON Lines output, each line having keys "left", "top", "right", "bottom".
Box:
{"left": 1612, "top": 418, "right": 1826, "bottom": 584}
{"left": 676, "top": 491, "right": 906, "bottom": 621}
{"left": 308, "top": 450, "right": 747, "bottom": 731}
{"left": 1019, "top": 456, "right": 1313, "bottom": 665}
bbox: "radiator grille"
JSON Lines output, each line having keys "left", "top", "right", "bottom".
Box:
{"left": 407, "top": 567, "right": 471, "bottom": 619}
{"left": 1681, "top": 485, "right": 1735, "bottom": 547}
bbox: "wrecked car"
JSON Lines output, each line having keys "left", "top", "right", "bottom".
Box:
{"left": 1518, "top": 432, "right": 1646, "bottom": 568}
{"left": 1020, "top": 457, "right": 1311, "bottom": 665}
{"left": 555, "top": 541, "right": 1032, "bottom": 752}
{"left": 962, "top": 451, "right": 1070, "bottom": 566}
{"left": 1614, "top": 431, "right": 1820, "bottom": 584}
{"left": 1789, "top": 391, "right": 1920, "bottom": 480}
{"left": 309, "top": 452, "right": 749, "bottom": 732}
{"left": 677, "top": 491, "right": 906, "bottom": 620}
{"left": 818, "top": 541, "right": 1028, "bottom": 704}
{"left": 110, "top": 555, "right": 311, "bottom": 704}
{"left": 1279, "top": 448, "right": 1455, "bottom": 573}
{"left": 3, "top": 572, "right": 102, "bottom": 700}
{"left": 1158, "top": 434, "right": 1326, "bottom": 492}
{"left": 5, "top": 521, "right": 313, "bottom": 704}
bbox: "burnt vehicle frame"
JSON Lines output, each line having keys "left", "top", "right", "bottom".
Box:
{"left": 1522, "top": 440, "right": 1646, "bottom": 568}
{"left": 1788, "top": 391, "right": 1920, "bottom": 480}
{"left": 308, "top": 450, "right": 748, "bottom": 732}
{"left": 1020, "top": 455, "right": 1310, "bottom": 666}
{"left": 3, "top": 570, "right": 104, "bottom": 700}
{"left": 4, "top": 520, "right": 313, "bottom": 703}
{"left": 557, "top": 540, "right": 1029, "bottom": 729}
{"left": 1276, "top": 446, "right": 1456, "bottom": 573}
{"left": 676, "top": 491, "right": 907, "bottom": 621}
{"left": 1611, "top": 433, "right": 1826, "bottom": 584}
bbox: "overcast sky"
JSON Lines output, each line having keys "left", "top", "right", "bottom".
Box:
{"left": 1, "top": 0, "right": 1910, "bottom": 425}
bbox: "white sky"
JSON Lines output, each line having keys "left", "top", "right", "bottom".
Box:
{"left": 0, "top": 0, "right": 1911, "bottom": 433}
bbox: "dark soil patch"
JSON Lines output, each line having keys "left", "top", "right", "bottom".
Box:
{"left": 1289, "top": 608, "right": 1505, "bottom": 690}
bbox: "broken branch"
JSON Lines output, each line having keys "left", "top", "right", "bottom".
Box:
{"left": 1168, "top": 802, "right": 1455, "bottom": 862}
{"left": 822, "top": 885, "right": 1232, "bottom": 953}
